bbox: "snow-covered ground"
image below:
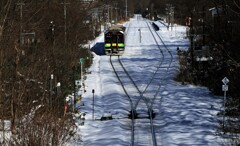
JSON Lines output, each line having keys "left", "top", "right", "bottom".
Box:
{"left": 68, "top": 15, "right": 224, "bottom": 146}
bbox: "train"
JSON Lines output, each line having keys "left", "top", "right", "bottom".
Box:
{"left": 104, "top": 25, "right": 125, "bottom": 56}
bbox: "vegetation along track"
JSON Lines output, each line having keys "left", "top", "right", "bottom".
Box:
{"left": 109, "top": 21, "right": 173, "bottom": 146}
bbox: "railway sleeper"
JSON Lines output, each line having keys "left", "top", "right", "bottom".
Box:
{"left": 128, "top": 110, "right": 156, "bottom": 119}
{"left": 128, "top": 110, "right": 138, "bottom": 119}
{"left": 96, "top": 113, "right": 113, "bottom": 121}
{"left": 100, "top": 116, "right": 113, "bottom": 121}
{"left": 136, "top": 110, "right": 156, "bottom": 119}
{"left": 148, "top": 110, "right": 156, "bottom": 119}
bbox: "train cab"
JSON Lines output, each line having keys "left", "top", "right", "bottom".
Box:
{"left": 104, "top": 25, "right": 125, "bottom": 56}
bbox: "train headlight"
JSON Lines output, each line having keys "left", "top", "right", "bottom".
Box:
{"left": 118, "top": 43, "right": 125, "bottom": 47}
{"left": 105, "top": 43, "right": 111, "bottom": 47}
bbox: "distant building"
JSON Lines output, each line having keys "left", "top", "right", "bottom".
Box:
{"left": 209, "top": 7, "right": 223, "bottom": 17}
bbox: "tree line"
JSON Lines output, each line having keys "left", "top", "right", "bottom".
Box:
{"left": 0, "top": 0, "right": 98, "bottom": 145}
{"left": 154, "top": 0, "right": 240, "bottom": 143}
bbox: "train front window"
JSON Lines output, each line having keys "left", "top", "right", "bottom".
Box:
{"left": 112, "top": 34, "right": 117, "bottom": 43}
{"left": 117, "top": 33, "right": 124, "bottom": 43}
{"left": 105, "top": 32, "right": 112, "bottom": 43}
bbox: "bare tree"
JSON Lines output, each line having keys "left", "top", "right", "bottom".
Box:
{"left": 0, "top": 0, "right": 94, "bottom": 145}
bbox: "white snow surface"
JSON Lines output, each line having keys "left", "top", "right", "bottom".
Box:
{"left": 67, "top": 15, "right": 223, "bottom": 146}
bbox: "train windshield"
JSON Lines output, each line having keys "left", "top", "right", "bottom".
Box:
{"left": 105, "top": 31, "right": 124, "bottom": 43}
{"left": 111, "top": 34, "right": 117, "bottom": 43}
{"left": 105, "top": 32, "right": 112, "bottom": 43}
{"left": 117, "top": 33, "right": 124, "bottom": 43}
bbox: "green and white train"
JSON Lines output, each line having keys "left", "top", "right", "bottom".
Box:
{"left": 104, "top": 25, "right": 125, "bottom": 56}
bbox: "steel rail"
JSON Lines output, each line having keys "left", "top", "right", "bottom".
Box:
{"left": 110, "top": 20, "right": 173, "bottom": 146}
{"left": 116, "top": 20, "right": 165, "bottom": 146}
{"left": 146, "top": 21, "right": 174, "bottom": 109}
{"left": 109, "top": 55, "right": 135, "bottom": 146}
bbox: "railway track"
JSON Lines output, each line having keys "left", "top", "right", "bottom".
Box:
{"left": 110, "top": 20, "right": 173, "bottom": 146}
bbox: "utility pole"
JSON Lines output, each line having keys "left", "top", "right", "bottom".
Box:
{"left": 107, "top": 5, "right": 110, "bottom": 24}
{"left": 166, "top": 4, "right": 170, "bottom": 29}
{"left": 202, "top": 6, "right": 206, "bottom": 46}
{"left": 61, "top": 0, "right": 70, "bottom": 46}
{"left": 170, "top": 6, "right": 175, "bottom": 31}
{"left": 125, "top": 0, "right": 127, "bottom": 19}
{"left": 92, "top": 13, "right": 95, "bottom": 38}
{"left": 110, "top": 6, "right": 112, "bottom": 23}
{"left": 190, "top": 11, "right": 194, "bottom": 69}
{"left": 114, "top": 3, "right": 118, "bottom": 23}
{"left": 50, "top": 74, "right": 54, "bottom": 109}
{"left": 115, "top": 8, "right": 118, "bottom": 23}
{"left": 17, "top": 2, "right": 25, "bottom": 45}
